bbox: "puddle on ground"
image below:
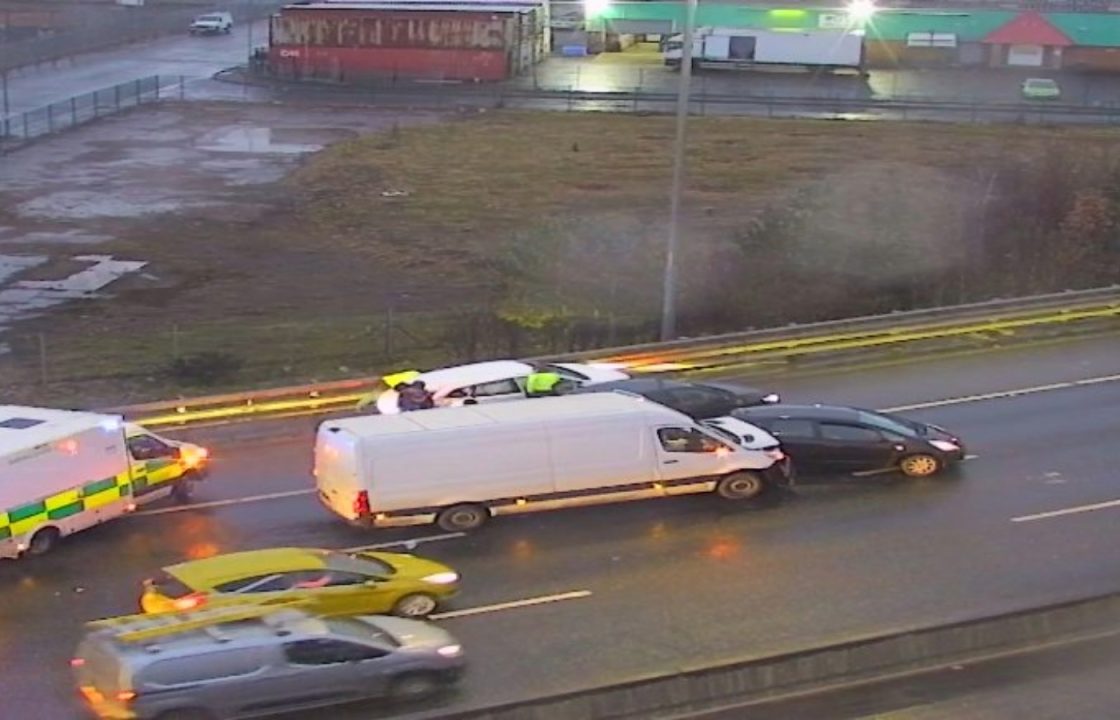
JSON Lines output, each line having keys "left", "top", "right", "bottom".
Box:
{"left": 0, "top": 229, "right": 114, "bottom": 245}
{"left": 0, "top": 255, "right": 47, "bottom": 284}
{"left": 197, "top": 126, "right": 326, "bottom": 154}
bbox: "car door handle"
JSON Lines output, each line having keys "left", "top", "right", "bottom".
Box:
{"left": 663, "top": 459, "right": 680, "bottom": 464}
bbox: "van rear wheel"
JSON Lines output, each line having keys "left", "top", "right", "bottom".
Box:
{"left": 716, "top": 472, "right": 765, "bottom": 500}
{"left": 27, "top": 527, "right": 61, "bottom": 556}
{"left": 436, "top": 503, "right": 488, "bottom": 532}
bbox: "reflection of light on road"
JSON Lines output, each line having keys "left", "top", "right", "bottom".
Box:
{"left": 649, "top": 522, "right": 668, "bottom": 540}
{"left": 512, "top": 539, "right": 534, "bottom": 562}
{"left": 186, "top": 542, "right": 219, "bottom": 560}
{"left": 705, "top": 537, "right": 740, "bottom": 561}
{"left": 17, "top": 576, "right": 37, "bottom": 590}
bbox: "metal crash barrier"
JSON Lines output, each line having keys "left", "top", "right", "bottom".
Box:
{"left": 109, "top": 286, "right": 1120, "bottom": 430}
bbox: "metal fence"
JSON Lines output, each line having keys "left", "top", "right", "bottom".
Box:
{"left": 0, "top": 75, "right": 184, "bottom": 153}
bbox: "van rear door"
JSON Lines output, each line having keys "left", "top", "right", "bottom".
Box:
{"left": 315, "top": 426, "right": 363, "bottom": 521}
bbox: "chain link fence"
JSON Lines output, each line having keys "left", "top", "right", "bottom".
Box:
{"left": 0, "top": 307, "right": 658, "bottom": 401}
{"left": 0, "top": 74, "right": 185, "bottom": 153}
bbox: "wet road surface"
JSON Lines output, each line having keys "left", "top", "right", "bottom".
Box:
{"left": 2, "top": 334, "right": 1118, "bottom": 717}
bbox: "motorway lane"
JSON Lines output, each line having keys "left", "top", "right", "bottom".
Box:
{"left": 2, "top": 335, "right": 1119, "bottom": 718}
{"left": 4, "top": 20, "right": 267, "bottom": 114}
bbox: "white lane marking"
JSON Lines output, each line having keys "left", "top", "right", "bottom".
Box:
{"left": 849, "top": 454, "right": 979, "bottom": 477}
{"left": 343, "top": 533, "right": 466, "bottom": 552}
{"left": 430, "top": 590, "right": 592, "bottom": 620}
{"left": 134, "top": 489, "right": 313, "bottom": 516}
{"left": 881, "top": 373, "right": 1120, "bottom": 413}
{"left": 1011, "top": 498, "right": 1120, "bottom": 523}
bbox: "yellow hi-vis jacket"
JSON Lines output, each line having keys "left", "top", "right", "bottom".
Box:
{"left": 525, "top": 371, "right": 563, "bottom": 395}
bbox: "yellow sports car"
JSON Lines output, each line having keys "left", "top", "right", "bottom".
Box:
{"left": 140, "top": 547, "right": 459, "bottom": 618}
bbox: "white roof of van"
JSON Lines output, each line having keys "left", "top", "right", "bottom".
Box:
{"left": 323, "top": 392, "right": 692, "bottom": 438}
{"left": 0, "top": 406, "right": 118, "bottom": 456}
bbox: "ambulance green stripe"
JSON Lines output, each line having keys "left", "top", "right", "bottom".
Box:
{"left": 48, "top": 502, "right": 84, "bottom": 520}
{"left": 9, "top": 501, "right": 46, "bottom": 523}
{"left": 82, "top": 477, "right": 118, "bottom": 497}
{"left": 0, "top": 526, "right": 10, "bottom": 540}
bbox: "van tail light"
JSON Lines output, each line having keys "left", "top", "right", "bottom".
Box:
{"left": 70, "top": 657, "right": 86, "bottom": 668}
{"left": 353, "top": 490, "right": 371, "bottom": 518}
{"left": 173, "top": 593, "right": 207, "bottom": 611}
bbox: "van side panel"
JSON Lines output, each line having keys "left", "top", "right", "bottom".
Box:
{"left": 2, "top": 425, "right": 128, "bottom": 507}
{"left": 366, "top": 423, "right": 553, "bottom": 511}
{"left": 546, "top": 412, "right": 654, "bottom": 492}
{"left": 315, "top": 427, "right": 364, "bottom": 520}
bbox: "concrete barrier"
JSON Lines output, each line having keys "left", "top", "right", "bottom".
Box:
{"left": 412, "top": 592, "right": 1120, "bottom": 720}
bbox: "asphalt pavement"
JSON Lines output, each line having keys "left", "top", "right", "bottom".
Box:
{"left": 2, "top": 19, "right": 268, "bottom": 114}
{"left": 2, "top": 334, "right": 1119, "bottom": 718}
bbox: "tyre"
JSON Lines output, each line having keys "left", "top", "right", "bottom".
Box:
{"left": 900, "top": 453, "right": 942, "bottom": 478}
{"left": 170, "top": 478, "right": 194, "bottom": 504}
{"left": 436, "top": 503, "right": 488, "bottom": 532}
{"left": 715, "top": 472, "right": 765, "bottom": 500}
{"left": 27, "top": 527, "right": 61, "bottom": 557}
{"left": 388, "top": 672, "right": 440, "bottom": 702}
{"left": 391, "top": 593, "right": 438, "bottom": 618}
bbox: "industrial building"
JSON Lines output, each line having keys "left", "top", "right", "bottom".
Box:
{"left": 268, "top": 0, "right": 548, "bottom": 82}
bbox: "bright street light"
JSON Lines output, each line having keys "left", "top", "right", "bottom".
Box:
{"left": 583, "top": 0, "right": 610, "bottom": 18}
{"left": 847, "top": 0, "right": 878, "bottom": 23}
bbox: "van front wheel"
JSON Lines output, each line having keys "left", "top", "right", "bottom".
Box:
{"left": 436, "top": 503, "right": 488, "bottom": 532}
{"left": 716, "top": 472, "right": 765, "bottom": 500}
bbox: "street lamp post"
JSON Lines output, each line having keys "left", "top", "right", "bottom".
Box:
{"left": 660, "top": 0, "right": 697, "bottom": 341}
{"left": 2, "top": 10, "right": 10, "bottom": 140}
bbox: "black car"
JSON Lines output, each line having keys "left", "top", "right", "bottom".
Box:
{"left": 731, "top": 404, "right": 965, "bottom": 478}
{"left": 570, "top": 378, "right": 780, "bottom": 419}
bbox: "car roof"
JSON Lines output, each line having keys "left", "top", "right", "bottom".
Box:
{"left": 573, "top": 377, "right": 686, "bottom": 393}
{"left": 735, "top": 404, "right": 863, "bottom": 421}
{"left": 419, "top": 360, "right": 532, "bottom": 389}
{"left": 166, "top": 548, "right": 328, "bottom": 587}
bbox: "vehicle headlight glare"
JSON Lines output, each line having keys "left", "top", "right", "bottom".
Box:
{"left": 437, "top": 644, "right": 463, "bottom": 657}
{"left": 422, "top": 572, "right": 460, "bottom": 585}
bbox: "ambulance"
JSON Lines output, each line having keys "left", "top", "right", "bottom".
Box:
{"left": 0, "top": 406, "right": 209, "bottom": 559}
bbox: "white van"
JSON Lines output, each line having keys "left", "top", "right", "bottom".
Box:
{"left": 315, "top": 394, "right": 791, "bottom": 532}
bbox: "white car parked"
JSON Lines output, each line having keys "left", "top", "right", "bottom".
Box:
{"left": 189, "top": 12, "right": 233, "bottom": 35}
{"left": 375, "top": 360, "right": 629, "bottom": 415}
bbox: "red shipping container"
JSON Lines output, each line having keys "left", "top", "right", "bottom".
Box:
{"left": 271, "top": 7, "right": 512, "bottom": 51}
{"left": 268, "top": 6, "right": 531, "bottom": 80}
{"left": 270, "top": 44, "right": 509, "bottom": 81}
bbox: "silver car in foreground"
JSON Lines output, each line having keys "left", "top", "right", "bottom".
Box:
{"left": 72, "top": 606, "right": 465, "bottom": 719}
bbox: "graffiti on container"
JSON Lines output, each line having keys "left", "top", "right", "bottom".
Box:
{"left": 273, "top": 12, "right": 508, "bottom": 50}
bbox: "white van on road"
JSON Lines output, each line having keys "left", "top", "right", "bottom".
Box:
{"left": 315, "top": 394, "right": 791, "bottom": 532}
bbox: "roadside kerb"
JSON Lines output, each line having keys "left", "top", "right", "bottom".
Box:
{"left": 405, "top": 591, "right": 1120, "bottom": 720}
{"left": 102, "top": 287, "right": 1119, "bottom": 435}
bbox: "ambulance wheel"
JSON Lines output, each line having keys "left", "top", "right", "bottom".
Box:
{"left": 436, "top": 503, "right": 488, "bottom": 532}
{"left": 27, "top": 527, "right": 61, "bottom": 556}
{"left": 716, "top": 472, "right": 765, "bottom": 501}
{"left": 170, "top": 479, "right": 194, "bottom": 504}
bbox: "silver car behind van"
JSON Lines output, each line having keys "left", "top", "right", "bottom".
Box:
{"left": 72, "top": 606, "right": 465, "bottom": 719}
